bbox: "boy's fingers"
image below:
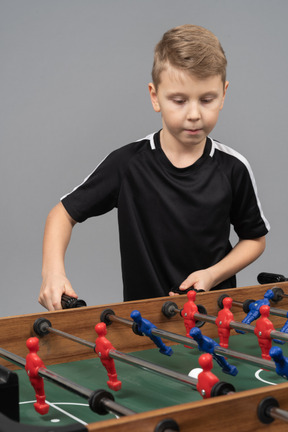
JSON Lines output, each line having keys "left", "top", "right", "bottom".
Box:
{"left": 180, "top": 274, "right": 197, "bottom": 290}
{"left": 51, "top": 291, "right": 64, "bottom": 311}
{"left": 38, "top": 291, "right": 53, "bottom": 311}
{"left": 64, "top": 283, "right": 78, "bottom": 299}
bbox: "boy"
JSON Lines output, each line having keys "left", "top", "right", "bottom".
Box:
{"left": 39, "top": 25, "right": 269, "bottom": 311}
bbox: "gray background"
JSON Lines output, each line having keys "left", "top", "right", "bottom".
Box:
{"left": 1, "top": 0, "right": 287, "bottom": 317}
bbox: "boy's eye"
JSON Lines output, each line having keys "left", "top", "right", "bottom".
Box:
{"left": 173, "top": 98, "right": 186, "bottom": 105}
{"left": 201, "top": 98, "right": 214, "bottom": 104}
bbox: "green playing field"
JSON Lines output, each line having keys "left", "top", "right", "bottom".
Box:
{"left": 16, "top": 331, "right": 288, "bottom": 428}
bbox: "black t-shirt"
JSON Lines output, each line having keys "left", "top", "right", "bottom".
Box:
{"left": 62, "top": 131, "right": 270, "bottom": 300}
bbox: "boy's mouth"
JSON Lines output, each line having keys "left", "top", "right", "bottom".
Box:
{"left": 185, "top": 128, "right": 202, "bottom": 135}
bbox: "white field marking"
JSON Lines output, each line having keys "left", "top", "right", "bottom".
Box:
{"left": 255, "top": 369, "right": 277, "bottom": 386}
{"left": 52, "top": 402, "right": 89, "bottom": 407}
{"left": 188, "top": 368, "right": 203, "bottom": 379}
{"left": 19, "top": 400, "right": 88, "bottom": 425}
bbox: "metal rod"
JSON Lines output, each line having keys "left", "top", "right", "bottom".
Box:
{"left": 195, "top": 313, "right": 288, "bottom": 342}
{"left": 106, "top": 313, "right": 277, "bottom": 372}
{"left": 47, "top": 326, "right": 95, "bottom": 349}
{"left": 0, "top": 347, "right": 135, "bottom": 417}
{"left": 231, "top": 299, "right": 288, "bottom": 319}
{"left": 101, "top": 398, "right": 136, "bottom": 417}
{"left": 109, "top": 349, "right": 198, "bottom": 387}
{"left": 38, "top": 367, "right": 92, "bottom": 399}
{"left": 151, "top": 327, "right": 276, "bottom": 371}
{"left": 269, "top": 406, "right": 288, "bottom": 422}
{"left": 269, "top": 307, "right": 288, "bottom": 318}
{"left": 173, "top": 307, "right": 288, "bottom": 343}
{"left": 108, "top": 314, "right": 134, "bottom": 327}
{"left": 0, "top": 347, "right": 94, "bottom": 399}
{"left": 40, "top": 321, "right": 198, "bottom": 389}
{"left": 0, "top": 348, "right": 26, "bottom": 369}
{"left": 230, "top": 300, "right": 246, "bottom": 308}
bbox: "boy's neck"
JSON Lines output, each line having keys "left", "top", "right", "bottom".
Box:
{"left": 160, "top": 130, "right": 207, "bottom": 169}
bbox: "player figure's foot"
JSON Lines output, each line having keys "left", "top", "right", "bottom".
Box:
{"left": 222, "top": 363, "right": 238, "bottom": 376}
{"left": 107, "top": 373, "right": 122, "bottom": 391}
{"left": 34, "top": 396, "right": 49, "bottom": 415}
{"left": 159, "top": 346, "right": 173, "bottom": 356}
{"left": 107, "top": 380, "right": 122, "bottom": 391}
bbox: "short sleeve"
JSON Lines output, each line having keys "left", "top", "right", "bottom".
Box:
{"left": 230, "top": 160, "right": 270, "bottom": 239}
{"left": 61, "top": 151, "right": 122, "bottom": 222}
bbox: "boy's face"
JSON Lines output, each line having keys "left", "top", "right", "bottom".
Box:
{"left": 149, "top": 66, "right": 228, "bottom": 152}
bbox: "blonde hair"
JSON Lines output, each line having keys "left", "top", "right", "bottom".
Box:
{"left": 152, "top": 24, "right": 227, "bottom": 89}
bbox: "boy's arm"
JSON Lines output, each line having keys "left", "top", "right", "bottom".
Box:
{"left": 174, "top": 236, "right": 266, "bottom": 294}
{"left": 39, "top": 202, "right": 78, "bottom": 311}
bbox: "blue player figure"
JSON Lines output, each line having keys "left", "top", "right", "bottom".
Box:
{"left": 240, "top": 289, "right": 285, "bottom": 345}
{"left": 190, "top": 327, "right": 238, "bottom": 376}
{"left": 269, "top": 346, "right": 288, "bottom": 379}
{"left": 272, "top": 314, "right": 288, "bottom": 345}
{"left": 279, "top": 317, "right": 288, "bottom": 334}
{"left": 130, "top": 310, "right": 173, "bottom": 356}
{"left": 242, "top": 289, "right": 274, "bottom": 326}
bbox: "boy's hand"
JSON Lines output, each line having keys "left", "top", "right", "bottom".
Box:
{"left": 169, "top": 269, "right": 214, "bottom": 295}
{"left": 39, "top": 273, "right": 77, "bottom": 311}
{"left": 169, "top": 237, "right": 266, "bottom": 297}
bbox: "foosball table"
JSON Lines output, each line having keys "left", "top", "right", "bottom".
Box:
{"left": 2, "top": 280, "right": 288, "bottom": 432}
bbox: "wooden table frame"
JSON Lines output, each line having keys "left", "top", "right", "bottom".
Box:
{"left": 1, "top": 282, "right": 288, "bottom": 432}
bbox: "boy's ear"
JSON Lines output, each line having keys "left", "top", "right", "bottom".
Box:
{"left": 148, "top": 83, "right": 161, "bottom": 112}
{"left": 220, "top": 81, "right": 229, "bottom": 110}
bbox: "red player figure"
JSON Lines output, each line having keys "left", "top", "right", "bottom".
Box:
{"left": 181, "top": 290, "right": 198, "bottom": 347}
{"left": 94, "top": 322, "right": 122, "bottom": 391}
{"left": 215, "top": 297, "right": 234, "bottom": 348}
{"left": 197, "top": 353, "right": 219, "bottom": 399}
{"left": 25, "top": 337, "right": 49, "bottom": 415}
{"left": 254, "top": 305, "right": 275, "bottom": 360}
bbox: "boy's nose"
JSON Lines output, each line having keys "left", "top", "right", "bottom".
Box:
{"left": 187, "top": 102, "right": 201, "bottom": 121}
